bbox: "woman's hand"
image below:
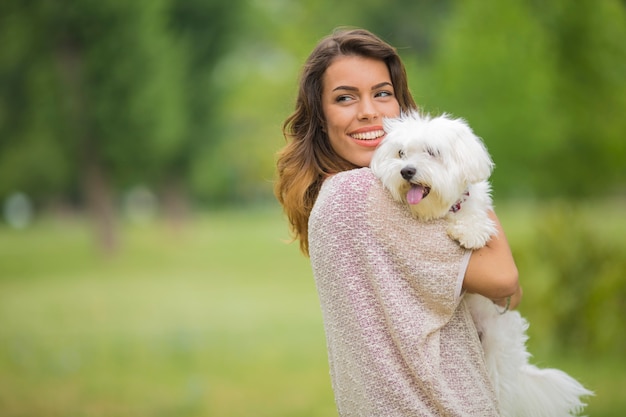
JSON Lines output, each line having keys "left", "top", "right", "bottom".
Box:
{"left": 493, "top": 285, "right": 523, "bottom": 311}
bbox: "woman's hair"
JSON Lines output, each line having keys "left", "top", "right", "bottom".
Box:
{"left": 274, "top": 28, "right": 417, "bottom": 255}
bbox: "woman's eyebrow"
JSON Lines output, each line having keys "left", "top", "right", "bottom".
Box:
{"left": 332, "top": 85, "right": 358, "bottom": 92}
{"left": 372, "top": 82, "right": 393, "bottom": 90}
{"left": 332, "top": 82, "right": 393, "bottom": 92}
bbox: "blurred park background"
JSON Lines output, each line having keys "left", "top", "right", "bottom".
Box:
{"left": 1, "top": 0, "right": 625, "bottom": 416}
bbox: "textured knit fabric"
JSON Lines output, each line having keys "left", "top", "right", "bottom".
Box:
{"left": 308, "top": 168, "right": 499, "bottom": 417}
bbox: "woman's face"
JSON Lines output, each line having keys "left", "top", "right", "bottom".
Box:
{"left": 321, "top": 55, "right": 401, "bottom": 167}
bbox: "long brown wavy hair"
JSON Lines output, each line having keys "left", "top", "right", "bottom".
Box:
{"left": 274, "top": 28, "right": 418, "bottom": 255}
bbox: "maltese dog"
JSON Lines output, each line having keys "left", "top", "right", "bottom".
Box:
{"left": 371, "top": 111, "right": 593, "bottom": 417}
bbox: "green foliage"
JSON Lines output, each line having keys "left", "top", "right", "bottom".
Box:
{"left": 506, "top": 200, "right": 626, "bottom": 357}
{"left": 0, "top": 2, "right": 71, "bottom": 198}
{"left": 165, "top": 0, "right": 244, "bottom": 181}
{"left": 415, "top": 0, "right": 626, "bottom": 198}
{"left": 534, "top": 0, "right": 626, "bottom": 197}
{"left": 198, "top": 0, "right": 626, "bottom": 204}
{"left": 1, "top": 0, "right": 625, "bottom": 205}
{"left": 0, "top": 0, "right": 186, "bottom": 199}
{"left": 419, "top": 0, "right": 555, "bottom": 194}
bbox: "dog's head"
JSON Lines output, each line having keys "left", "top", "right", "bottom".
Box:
{"left": 370, "top": 111, "right": 493, "bottom": 219}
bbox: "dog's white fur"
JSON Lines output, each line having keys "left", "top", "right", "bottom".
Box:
{"left": 371, "top": 111, "right": 593, "bottom": 417}
{"left": 371, "top": 111, "right": 497, "bottom": 249}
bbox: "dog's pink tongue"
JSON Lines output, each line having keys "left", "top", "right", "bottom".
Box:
{"left": 407, "top": 184, "right": 425, "bottom": 205}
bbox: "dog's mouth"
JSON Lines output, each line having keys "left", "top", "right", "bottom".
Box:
{"left": 407, "top": 183, "right": 431, "bottom": 205}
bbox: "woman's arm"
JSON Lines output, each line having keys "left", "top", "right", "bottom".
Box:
{"left": 463, "top": 211, "right": 522, "bottom": 309}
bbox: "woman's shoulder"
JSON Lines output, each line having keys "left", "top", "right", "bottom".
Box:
{"left": 313, "top": 168, "right": 378, "bottom": 219}
{"left": 323, "top": 167, "right": 378, "bottom": 193}
{"left": 316, "top": 168, "right": 380, "bottom": 208}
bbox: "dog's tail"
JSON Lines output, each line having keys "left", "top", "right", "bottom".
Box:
{"left": 509, "top": 365, "right": 594, "bottom": 417}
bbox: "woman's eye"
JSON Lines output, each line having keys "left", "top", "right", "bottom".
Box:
{"left": 336, "top": 95, "right": 353, "bottom": 103}
{"left": 376, "top": 90, "right": 393, "bottom": 98}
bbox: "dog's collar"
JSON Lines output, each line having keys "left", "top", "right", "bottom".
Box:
{"left": 450, "top": 190, "right": 470, "bottom": 213}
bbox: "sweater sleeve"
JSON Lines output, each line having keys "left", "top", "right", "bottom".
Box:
{"left": 364, "top": 169, "right": 470, "bottom": 318}
{"left": 311, "top": 167, "right": 469, "bottom": 325}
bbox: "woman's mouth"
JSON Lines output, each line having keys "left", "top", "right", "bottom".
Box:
{"left": 350, "top": 129, "right": 386, "bottom": 141}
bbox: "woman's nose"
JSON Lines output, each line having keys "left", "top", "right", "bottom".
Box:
{"left": 358, "top": 98, "right": 379, "bottom": 120}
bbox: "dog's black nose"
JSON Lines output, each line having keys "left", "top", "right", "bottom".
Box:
{"left": 401, "top": 166, "right": 416, "bottom": 180}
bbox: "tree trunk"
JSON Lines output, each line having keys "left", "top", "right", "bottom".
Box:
{"left": 56, "top": 37, "right": 118, "bottom": 254}
{"left": 162, "top": 177, "right": 190, "bottom": 233}
{"left": 81, "top": 151, "right": 118, "bottom": 255}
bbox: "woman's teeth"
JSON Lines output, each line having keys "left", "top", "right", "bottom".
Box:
{"left": 350, "top": 130, "right": 385, "bottom": 140}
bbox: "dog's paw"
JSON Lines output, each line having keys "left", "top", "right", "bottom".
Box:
{"left": 446, "top": 222, "right": 492, "bottom": 250}
{"left": 447, "top": 229, "right": 488, "bottom": 249}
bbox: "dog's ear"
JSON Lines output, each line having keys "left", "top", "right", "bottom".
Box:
{"left": 441, "top": 115, "right": 494, "bottom": 183}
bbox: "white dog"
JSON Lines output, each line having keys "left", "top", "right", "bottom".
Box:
{"left": 370, "top": 111, "right": 593, "bottom": 417}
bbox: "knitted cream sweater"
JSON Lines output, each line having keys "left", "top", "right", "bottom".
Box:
{"left": 308, "top": 168, "right": 499, "bottom": 416}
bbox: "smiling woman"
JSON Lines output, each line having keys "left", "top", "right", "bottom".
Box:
{"left": 274, "top": 28, "right": 520, "bottom": 417}
{"left": 274, "top": 28, "right": 417, "bottom": 256}
{"left": 321, "top": 56, "right": 400, "bottom": 167}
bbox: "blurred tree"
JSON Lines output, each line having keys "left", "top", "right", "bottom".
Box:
{"left": 186, "top": 0, "right": 319, "bottom": 205}
{"left": 530, "top": 0, "right": 626, "bottom": 197}
{"left": 356, "top": 0, "right": 452, "bottom": 61}
{"left": 1, "top": 0, "right": 185, "bottom": 252}
{"left": 163, "top": 0, "right": 244, "bottom": 216}
{"left": 2, "top": 0, "right": 624, "bottom": 217}
{"left": 0, "top": 2, "right": 71, "bottom": 204}
{"left": 417, "top": 0, "right": 561, "bottom": 197}
{"left": 515, "top": 203, "right": 626, "bottom": 357}
{"left": 413, "top": 0, "right": 626, "bottom": 198}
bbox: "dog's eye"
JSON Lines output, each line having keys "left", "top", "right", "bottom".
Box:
{"left": 426, "top": 147, "right": 438, "bottom": 158}
{"left": 398, "top": 149, "right": 405, "bottom": 158}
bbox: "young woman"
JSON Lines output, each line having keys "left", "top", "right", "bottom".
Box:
{"left": 275, "top": 28, "right": 521, "bottom": 416}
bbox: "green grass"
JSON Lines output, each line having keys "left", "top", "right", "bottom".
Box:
{"left": 0, "top": 205, "right": 624, "bottom": 416}
{"left": 0, "top": 209, "right": 334, "bottom": 417}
